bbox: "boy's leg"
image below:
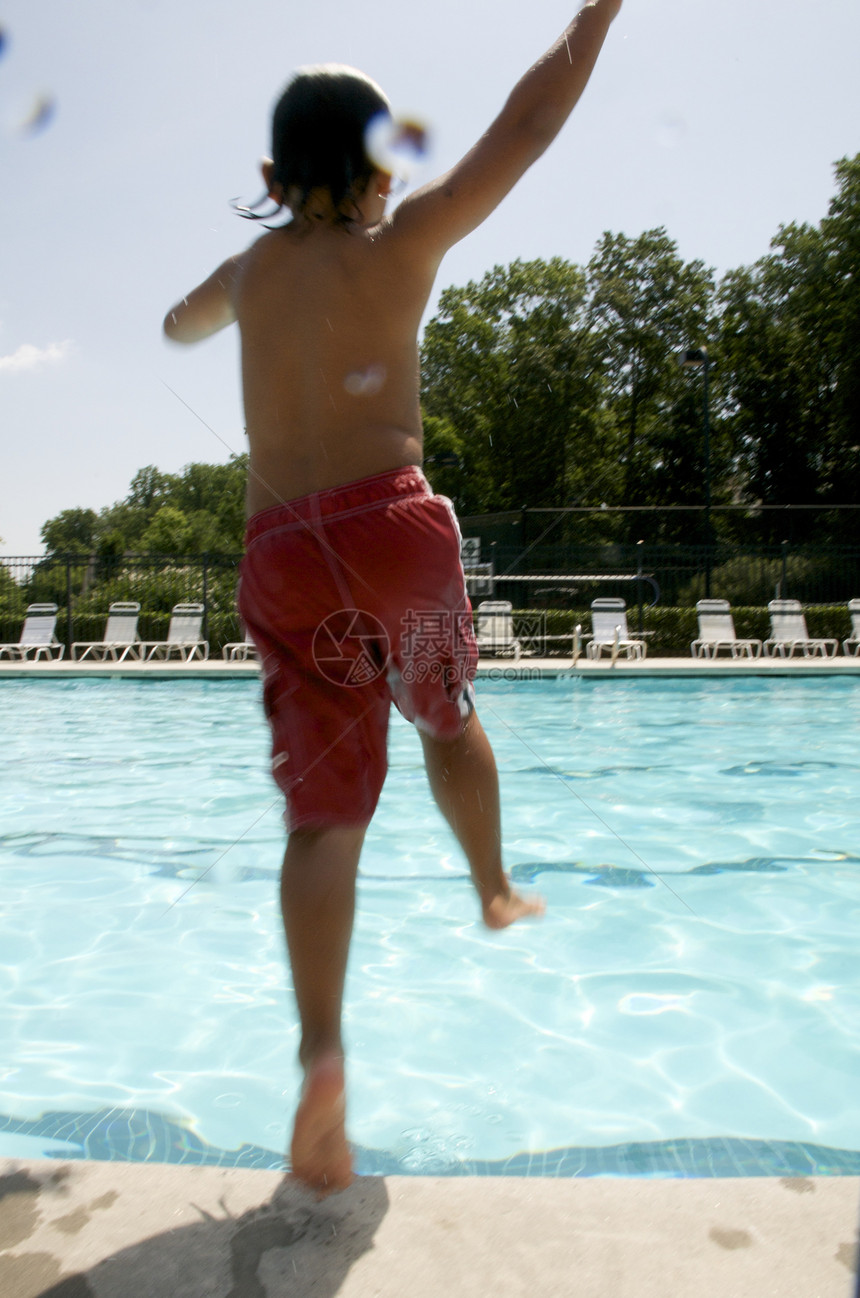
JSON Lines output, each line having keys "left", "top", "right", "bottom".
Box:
{"left": 280, "top": 823, "right": 367, "bottom": 1196}
{"left": 420, "top": 711, "right": 544, "bottom": 928}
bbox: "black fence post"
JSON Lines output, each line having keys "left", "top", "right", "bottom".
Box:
{"left": 780, "top": 540, "right": 789, "bottom": 599}
{"left": 65, "top": 556, "right": 73, "bottom": 656}
{"left": 201, "top": 556, "right": 209, "bottom": 645}
{"left": 636, "top": 540, "right": 645, "bottom": 636}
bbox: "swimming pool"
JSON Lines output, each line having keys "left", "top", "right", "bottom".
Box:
{"left": 1, "top": 677, "right": 859, "bottom": 1177}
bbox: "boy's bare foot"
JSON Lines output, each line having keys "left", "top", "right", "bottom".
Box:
{"left": 482, "top": 887, "right": 545, "bottom": 930}
{"left": 290, "top": 1053, "right": 353, "bottom": 1198}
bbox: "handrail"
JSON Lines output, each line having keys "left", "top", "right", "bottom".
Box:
{"left": 494, "top": 572, "right": 661, "bottom": 607}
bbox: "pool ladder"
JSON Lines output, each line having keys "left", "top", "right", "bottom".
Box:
{"left": 570, "top": 622, "right": 625, "bottom": 669}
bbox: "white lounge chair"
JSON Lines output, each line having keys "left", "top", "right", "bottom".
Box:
{"left": 222, "top": 632, "right": 260, "bottom": 662}
{"left": 844, "top": 599, "right": 860, "bottom": 656}
{"left": 142, "top": 603, "right": 209, "bottom": 661}
{"left": 0, "top": 603, "right": 65, "bottom": 661}
{"left": 474, "top": 601, "right": 521, "bottom": 659}
{"left": 691, "top": 599, "right": 762, "bottom": 659}
{"left": 460, "top": 537, "right": 494, "bottom": 597}
{"left": 72, "top": 601, "right": 142, "bottom": 662}
{"left": 586, "top": 598, "right": 646, "bottom": 660}
{"left": 763, "top": 599, "right": 838, "bottom": 658}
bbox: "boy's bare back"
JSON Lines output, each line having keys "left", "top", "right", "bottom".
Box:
{"left": 232, "top": 203, "right": 438, "bottom": 513}
{"left": 164, "top": 0, "right": 622, "bottom": 517}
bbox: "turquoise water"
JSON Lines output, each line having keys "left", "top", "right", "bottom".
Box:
{"left": 1, "top": 677, "right": 859, "bottom": 1177}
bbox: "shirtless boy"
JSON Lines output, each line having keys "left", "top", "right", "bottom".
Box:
{"left": 164, "top": 0, "right": 622, "bottom": 1196}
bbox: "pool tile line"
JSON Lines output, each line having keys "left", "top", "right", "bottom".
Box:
{"left": 3, "top": 1104, "right": 860, "bottom": 1179}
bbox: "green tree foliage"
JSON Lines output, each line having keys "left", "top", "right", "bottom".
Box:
{"left": 715, "top": 156, "right": 859, "bottom": 542}
{"left": 718, "top": 225, "right": 835, "bottom": 540}
{"left": 0, "top": 555, "right": 26, "bottom": 622}
{"left": 821, "top": 156, "right": 860, "bottom": 505}
{"left": 139, "top": 505, "right": 195, "bottom": 555}
{"left": 421, "top": 258, "right": 601, "bottom": 512}
{"left": 38, "top": 456, "right": 248, "bottom": 558}
{"left": 421, "top": 240, "right": 716, "bottom": 542}
{"left": 40, "top": 507, "right": 99, "bottom": 556}
{"left": 586, "top": 229, "right": 716, "bottom": 538}
{"left": 421, "top": 158, "right": 859, "bottom": 546}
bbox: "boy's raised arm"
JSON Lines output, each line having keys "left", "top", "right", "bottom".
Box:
{"left": 163, "top": 254, "right": 244, "bottom": 345}
{"left": 394, "top": 0, "right": 622, "bottom": 253}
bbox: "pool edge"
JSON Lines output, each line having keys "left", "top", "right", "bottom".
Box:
{"left": 2, "top": 656, "right": 860, "bottom": 680}
{"left": 2, "top": 1158, "right": 857, "bottom": 1296}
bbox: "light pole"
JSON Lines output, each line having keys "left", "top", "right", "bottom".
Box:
{"left": 681, "top": 346, "right": 712, "bottom": 597}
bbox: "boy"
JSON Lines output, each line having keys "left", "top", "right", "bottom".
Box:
{"left": 164, "top": 0, "right": 622, "bottom": 1196}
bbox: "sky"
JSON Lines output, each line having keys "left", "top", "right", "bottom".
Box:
{"left": 1, "top": 0, "right": 858, "bottom": 557}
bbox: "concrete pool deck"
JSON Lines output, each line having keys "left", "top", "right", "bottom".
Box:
{"left": 2, "top": 654, "right": 860, "bottom": 680}
{"left": 1, "top": 1159, "right": 858, "bottom": 1298}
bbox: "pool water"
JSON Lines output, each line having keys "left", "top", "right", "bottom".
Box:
{"left": 1, "top": 677, "right": 859, "bottom": 1177}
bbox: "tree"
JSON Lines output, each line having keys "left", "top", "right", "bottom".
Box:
{"left": 422, "top": 415, "right": 467, "bottom": 507}
{"left": 40, "top": 507, "right": 98, "bottom": 556}
{"left": 170, "top": 459, "right": 247, "bottom": 553}
{"left": 585, "top": 229, "right": 717, "bottom": 540}
{"left": 128, "top": 466, "right": 175, "bottom": 511}
{"left": 421, "top": 257, "right": 600, "bottom": 512}
{"left": 716, "top": 154, "right": 860, "bottom": 544}
{"left": 139, "top": 505, "right": 195, "bottom": 555}
{"left": 819, "top": 155, "right": 860, "bottom": 506}
{"left": 719, "top": 227, "right": 837, "bottom": 541}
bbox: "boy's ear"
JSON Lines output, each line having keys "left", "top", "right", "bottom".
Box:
{"left": 261, "top": 157, "right": 283, "bottom": 202}
{"left": 375, "top": 170, "right": 393, "bottom": 198}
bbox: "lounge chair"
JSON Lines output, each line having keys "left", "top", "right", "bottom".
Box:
{"left": 222, "top": 631, "right": 260, "bottom": 662}
{"left": 72, "top": 601, "right": 142, "bottom": 662}
{"left": 586, "top": 598, "right": 646, "bottom": 660}
{"left": 474, "top": 601, "right": 521, "bottom": 659}
{"left": 0, "top": 603, "right": 65, "bottom": 661}
{"left": 844, "top": 599, "right": 860, "bottom": 656}
{"left": 460, "top": 537, "right": 494, "bottom": 597}
{"left": 691, "top": 599, "right": 762, "bottom": 659}
{"left": 763, "top": 599, "right": 838, "bottom": 658}
{"left": 142, "top": 603, "right": 209, "bottom": 661}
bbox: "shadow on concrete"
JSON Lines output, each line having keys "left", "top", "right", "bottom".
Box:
{"left": 12, "top": 1172, "right": 389, "bottom": 1298}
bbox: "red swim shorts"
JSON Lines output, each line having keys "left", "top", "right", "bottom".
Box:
{"left": 237, "top": 466, "right": 478, "bottom": 830}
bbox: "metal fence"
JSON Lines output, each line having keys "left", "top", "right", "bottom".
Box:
{"left": 474, "top": 542, "right": 860, "bottom": 609}
{"left": 2, "top": 539, "right": 859, "bottom": 656}
{"left": 0, "top": 554, "right": 242, "bottom": 657}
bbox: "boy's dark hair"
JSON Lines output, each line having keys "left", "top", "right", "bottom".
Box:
{"left": 268, "top": 64, "right": 390, "bottom": 222}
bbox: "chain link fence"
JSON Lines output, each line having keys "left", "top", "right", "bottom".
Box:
{"left": 2, "top": 535, "right": 859, "bottom": 657}
{"left": 0, "top": 554, "right": 242, "bottom": 657}
{"left": 459, "top": 506, "right": 860, "bottom": 611}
